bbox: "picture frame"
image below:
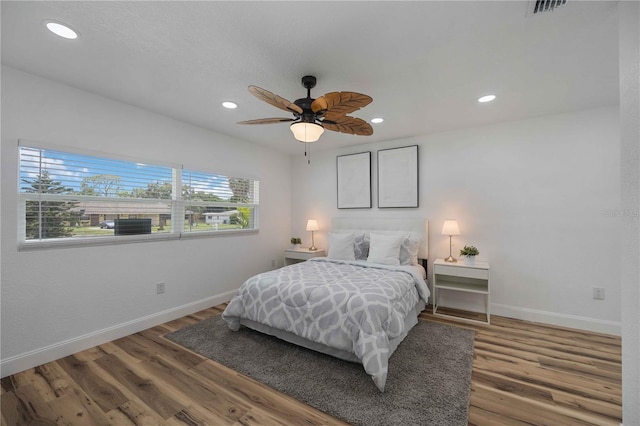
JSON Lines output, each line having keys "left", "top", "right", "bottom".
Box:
{"left": 377, "top": 145, "right": 419, "bottom": 208}
{"left": 336, "top": 152, "right": 372, "bottom": 209}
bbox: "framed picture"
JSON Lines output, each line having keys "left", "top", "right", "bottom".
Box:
{"left": 337, "top": 152, "right": 372, "bottom": 209}
{"left": 378, "top": 145, "right": 419, "bottom": 208}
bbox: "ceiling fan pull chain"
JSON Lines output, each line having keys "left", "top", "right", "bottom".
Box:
{"left": 304, "top": 142, "right": 311, "bottom": 164}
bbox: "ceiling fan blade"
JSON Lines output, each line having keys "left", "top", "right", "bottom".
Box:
{"left": 317, "top": 91, "right": 373, "bottom": 119}
{"left": 322, "top": 116, "right": 373, "bottom": 136}
{"left": 248, "top": 86, "right": 303, "bottom": 114}
{"left": 237, "top": 117, "right": 295, "bottom": 125}
{"left": 311, "top": 96, "right": 328, "bottom": 113}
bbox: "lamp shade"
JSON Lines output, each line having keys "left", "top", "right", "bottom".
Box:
{"left": 441, "top": 220, "right": 460, "bottom": 236}
{"left": 290, "top": 122, "right": 324, "bottom": 143}
{"left": 306, "top": 219, "right": 319, "bottom": 231}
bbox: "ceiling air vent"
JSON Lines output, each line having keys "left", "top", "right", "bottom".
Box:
{"left": 534, "top": 0, "right": 567, "bottom": 14}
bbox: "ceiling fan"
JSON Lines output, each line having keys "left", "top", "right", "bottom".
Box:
{"left": 238, "top": 75, "right": 373, "bottom": 143}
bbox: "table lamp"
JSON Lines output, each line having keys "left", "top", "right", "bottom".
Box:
{"left": 306, "top": 219, "right": 319, "bottom": 251}
{"left": 441, "top": 220, "right": 460, "bottom": 262}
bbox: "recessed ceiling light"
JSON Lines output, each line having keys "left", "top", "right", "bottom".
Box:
{"left": 371, "top": 118, "right": 384, "bottom": 124}
{"left": 222, "top": 101, "right": 238, "bottom": 109}
{"left": 45, "top": 21, "right": 78, "bottom": 40}
{"left": 478, "top": 94, "right": 496, "bottom": 103}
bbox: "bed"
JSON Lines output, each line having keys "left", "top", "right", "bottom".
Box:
{"left": 222, "top": 217, "right": 429, "bottom": 391}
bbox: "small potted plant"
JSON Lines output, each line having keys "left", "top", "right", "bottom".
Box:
{"left": 290, "top": 237, "right": 302, "bottom": 249}
{"left": 459, "top": 245, "right": 479, "bottom": 265}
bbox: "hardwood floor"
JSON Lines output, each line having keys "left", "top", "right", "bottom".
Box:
{"left": 1, "top": 304, "right": 621, "bottom": 425}
{"left": 421, "top": 308, "right": 622, "bottom": 425}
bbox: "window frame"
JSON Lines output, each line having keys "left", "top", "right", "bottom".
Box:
{"left": 17, "top": 140, "right": 259, "bottom": 251}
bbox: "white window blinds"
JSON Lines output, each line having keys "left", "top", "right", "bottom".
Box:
{"left": 182, "top": 169, "right": 259, "bottom": 233}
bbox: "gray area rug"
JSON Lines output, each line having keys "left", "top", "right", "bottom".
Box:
{"left": 166, "top": 316, "right": 475, "bottom": 426}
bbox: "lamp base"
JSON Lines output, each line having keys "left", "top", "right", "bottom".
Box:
{"left": 308, "top": 230, "right": 317, "bottom": 251}
{"left": 444, "top": 256, "right": 457, "bottom": 262}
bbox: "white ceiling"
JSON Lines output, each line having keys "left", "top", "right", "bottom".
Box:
{"left": 1, "top": 1, "right": 620, "bottom": 155}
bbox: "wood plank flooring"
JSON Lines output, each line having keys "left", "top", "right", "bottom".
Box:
{"left": 421, "top": 307, "right": 622, "bottom": 426}
{"left": 1, "top": 304, "right": 621, "bottom": 425}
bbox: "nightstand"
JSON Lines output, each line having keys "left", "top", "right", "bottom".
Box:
{"left": 284, "top": 248, "right": 326, "bottom": 266}
{"left": 432, "top": 258, "right": 490, "bottom": 324}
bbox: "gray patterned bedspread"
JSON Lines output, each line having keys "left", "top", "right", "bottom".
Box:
{"left": 221, "top": 258, "right": 430, "bottom": 391}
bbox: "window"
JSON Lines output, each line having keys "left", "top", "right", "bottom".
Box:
{"left": 18, "top": 144, "right": 259, "bottom": 249}
{"left": 182, "top": 169, "right": 258, "bottom": 233}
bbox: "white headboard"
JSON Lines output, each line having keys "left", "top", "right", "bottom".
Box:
{"left": 331, "top": 217, "right": 429, "bottom": 260}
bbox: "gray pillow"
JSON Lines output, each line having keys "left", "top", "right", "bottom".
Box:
{"left": 354, "top": 233, "right": 370, "bottom": 260}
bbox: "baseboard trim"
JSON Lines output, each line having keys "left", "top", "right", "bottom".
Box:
{"left": 492, "top": 303, "right": 621, "bottom": 336}
{"left": 1, "top": 290, "right": 236, "bottom": 378}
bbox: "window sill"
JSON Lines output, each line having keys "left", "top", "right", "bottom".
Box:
{"left": 18, "top": 228, "right": 259, "bottom": 251}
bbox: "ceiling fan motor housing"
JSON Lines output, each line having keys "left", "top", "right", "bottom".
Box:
{"left": 294, "top": 99, "right": 322, "bottom": 122}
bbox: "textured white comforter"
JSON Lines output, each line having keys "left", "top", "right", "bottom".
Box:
{"left": 222, "top": 258, "right": 430, "bottom": 391}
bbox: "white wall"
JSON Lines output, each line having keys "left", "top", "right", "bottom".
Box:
{"left": 0, "top": 66, "right": 292, "bottom": 376}
{"left": 619, "top": 1, "right": 640, "bottom": 424}
{"left": 291, "top": 106, "right": 621, "bottom": 334}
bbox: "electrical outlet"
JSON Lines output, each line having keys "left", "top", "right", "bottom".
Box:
{"left": 157, "top": 282, "right": 165, "bottom": 294}
{"left": 592, "top": 287, "right": 605, "bottom": 300}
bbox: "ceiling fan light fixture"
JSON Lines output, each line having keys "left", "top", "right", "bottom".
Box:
{"left": 371, "top": 117, "right": 384, "bottom": 124}
{"left": 290, "top": 122, "right": 324, "bottom": 143}
{"left": 222, "top": 101, "right": 237, "bottom": 109}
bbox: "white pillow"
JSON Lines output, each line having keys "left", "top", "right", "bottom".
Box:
{"left": 400, "top": 236, "right": 420, "bottom": 265}
{"left": 367, "top": 233, "right": 403, "bottom": 265}
{"left": 328, "top": 232, "right": 356, "bottom": 261}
